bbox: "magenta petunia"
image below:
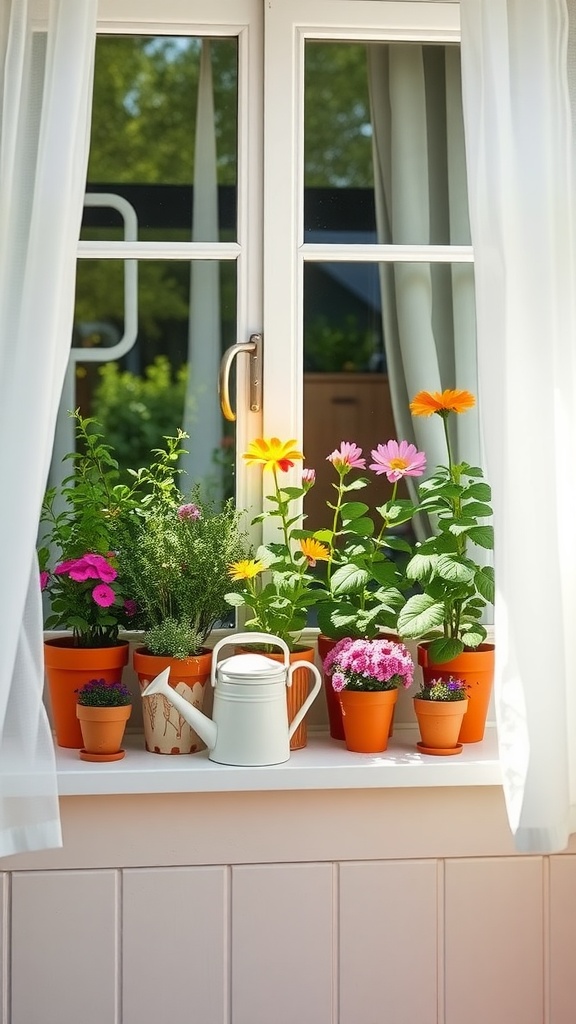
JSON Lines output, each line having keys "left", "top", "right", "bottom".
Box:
{"left": 123, "top": 598, "right": 137, "bottom": 617}
{"left": 177, "top": 503, "right": 202, "bottom": 521}
{"left": 92, "top": 583, "right": 116, "bottom": 608}
{"left": 54, "top": 558, "right": 81, "bottom": 576}
{"left": 326, "top": 441, "right": 366, "bottom": 472}
{"left": 39, "top": 570, "right": 49, "bottom": 591}
{"left": 81, "top": 553, "right": 118, "bottom": 582}
{"left": 369, "top": 440, "right": 427, "bottom": 483}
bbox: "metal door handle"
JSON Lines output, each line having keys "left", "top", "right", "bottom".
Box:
{"left": 219, "top": 333, "right": 262, "bottom": 422}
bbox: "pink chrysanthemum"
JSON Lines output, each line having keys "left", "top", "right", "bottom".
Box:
{"left": 323, "top": 637, "right": 414, "bottom": 692}
{"left": 326, "top": 442, "right": 366, "bottom": 473}
{"left": 369, "top": 440, "right": 427, "bottom": 483}
{"left": 178, "top": 503, "right": 202, "bottom": 521}
{"left": 92, "top": 583, "right": 116, "bottom": 608}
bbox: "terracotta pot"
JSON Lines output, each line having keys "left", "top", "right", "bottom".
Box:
{"left": 44, "top": 638, "right": 129, "bottom": 748}
{"left": 317, "top": 634, "right": 345, "bottom": 740}
{"left": 417, "top": 642, "right": 495, "bottom": 743}
{"left": 76, "top": 703, "right": 132, "bottom": 762}
{"left": 235, "top": 645, "right": 316, "bottom": 750}
{"left": 338, "top": 687, "right": 398, "bottom": 753}
{"left": 133, "top": 647, "right": 211, "bottom": 754}
{"left": 413, "top": 697, "right": 468, "bottom": 755}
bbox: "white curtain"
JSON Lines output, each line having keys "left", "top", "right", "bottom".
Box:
{"left": 367, "top": 43, "right": 482, "bottom": 478}
{"left": 0, "top": 0, "right": 97, "bottom": 856}
{"left": 181, "top": 39, "right": 223, "bottom": 497}
{"left": 461, "top": 0, "right": 576, "bottom": 853}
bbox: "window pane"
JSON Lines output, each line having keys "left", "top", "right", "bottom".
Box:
{"left": 303, "top": 260, "right": 476, "bottom": 532}
{"left": 304, "top": 41, "right": 469, "bottom": 246}
{"left": 71, "top": 259, "right": 237, "bottom": 501}
{"left": 81, "top": 36, "right": 238, "bottom": 243}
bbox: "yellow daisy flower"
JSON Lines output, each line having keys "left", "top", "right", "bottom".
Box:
{"left": 242, "top": 437, "right": 304, "bottom": 473}
{"left": 409, "top": 389, "right": 476, "bottom": 417}
{"left": 299, "top": 538, "right": 330, "bottom": 566}
{"left": 228, "top": 559, "right": 266, "bottom": 582}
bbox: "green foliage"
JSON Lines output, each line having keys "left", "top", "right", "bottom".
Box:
{"left": 304, "top": 316, "right": 377, "bottom": 372}
{"left": 91, "top": 357, "right": 187, "bottom": 477}
{"left": 76, "top": 678, "right": 132, "bottom": 707}
{"left": 116, "top": 434, "right": 248, "bottom": 657}
{"left": 38, "top": 412, "right": 144, "bottom": 647}
{"left": 398, "top": 414, "right": 494, "bottom": 662}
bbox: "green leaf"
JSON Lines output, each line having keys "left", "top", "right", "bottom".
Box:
{"left": 435, "top": 555, "right": 476, "bottom": 584}
{"left": 224, "top": 593, "right": 245, "bottom": 607}
{"left": 425, "top": 636, "right": 464, "bottom": 663}
{"left": 475, "top": 565, "right": 495, "bottom": 603}
{"left": 461, "top": 501, "right": 493, "bottom": 518}
{"left": 460, "top": 626, "right": 487, "bottom": 648}
{"left": 369, "top": 561, "right": 400, "bottom": 587}
{"left": 380, "top": 535, "right": 413, "bottom": 554}
{"left": 465, "top": 482, "right": 491, "bottom": 501}
{"left": 342, "top": 478, "right": 368, "bottom": 492}
{"left": 467, "top": 526, "right": 494, "bottom": 549}
{"left": 340, "top": 501, "right": 369, "bottom": 521}
{"left": 343, "top": 516, "right": 374, "bottom": 537}
{"left": 313, "top": 529, "right": 334, "bottom": 544}
{"left": 406, "top": 553, "right": 438, "bottom": 582}
{"left": 397, "top": 593, "right": 445, "bottom": 638}
{"left": 331, "top": 563, "right": 370, "bottom": 594}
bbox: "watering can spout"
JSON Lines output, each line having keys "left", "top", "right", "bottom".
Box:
{"left": 141, "top": 668, "right": 218, "bottom": 750}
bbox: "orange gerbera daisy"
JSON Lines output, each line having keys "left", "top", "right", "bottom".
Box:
{"left": 242, "top": 437, "right": 303, "bottom": 473}
{"left": 299, "top": 538, "right": 330, "bottom": 567}
{"left": 409, "top": 389, "right": 476, "bottom": 417}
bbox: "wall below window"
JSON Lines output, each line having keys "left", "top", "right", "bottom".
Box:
{"left": 2, "top": 786, "right": 576, "bottom": 1024}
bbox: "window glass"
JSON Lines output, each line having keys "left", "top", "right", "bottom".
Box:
{"left": 81, "top": 35, "right": 238, "bottom": 243}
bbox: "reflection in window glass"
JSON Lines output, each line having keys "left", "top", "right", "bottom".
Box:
{"left": 73, "top": 260, "right": 237, "bottom": 500}
{"left": 304, "top": 41, "right": 468, "bottom": 245}
{"left": 81, "top": 35, "right": 238, "bottom": 243}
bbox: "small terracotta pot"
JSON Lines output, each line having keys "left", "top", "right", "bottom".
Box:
{"left": 133, "top": 647, "right": 211, "bottom": 754}
{"left": 417, "top": 642, "right": 495, "bottom": 743}
{"left": 235, "top": 645, "right": 316, "bottom": 750}
{"left": 413, "top": 697, "right": 468, "bottom": 753}
{"left": 44, "top": 638, "right": 129, "bottom": 748}
{"left": 76, "top": 704, "right": 132, "bottom": 761}
{"left": 338, "top": 688, "right": 398, "bottom": 753}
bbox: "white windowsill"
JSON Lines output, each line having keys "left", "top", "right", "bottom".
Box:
{"left": 55, "top": 725, "right": 502, "bottom": 796}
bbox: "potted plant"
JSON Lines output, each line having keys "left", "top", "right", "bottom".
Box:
{"left": 396, "top": 389, "right": 495, "bottom": 743}
{"left": 225, "top": 436, "right": 329, "bottom": 749}
{"left": 118, "top": 431, "right": 249, "bottom": 754}
{"left": 413, "top": 676, "right": 469, "bottom": 755}
{"left": 304, "top": 439, "right": 425, "bottom": 739}
{"left": 38, "top": 412, "right": 141, "bottom": 748}
{"left": 75, "top": 677, "right": 132, "bottom": 762}
{"left": 322, "top": 636, "right": 414, "bottom": 753}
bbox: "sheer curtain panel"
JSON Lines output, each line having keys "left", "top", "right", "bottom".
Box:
{"left": 0, "top": 0, "right": 97, "bottom": 856}
{"left": 461, "top": 0, "right": 576, "bottom": 853}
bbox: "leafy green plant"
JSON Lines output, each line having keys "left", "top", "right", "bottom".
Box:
{"left": 308, "top": 441, "right": 423, "bottom": 640}
{"left": 117, "top": 431, "right": 249, "bottom": 657}
{"left": 76, "top": 678, "right": 132, "bottom": 707}
{"left": 225, "top": 438, "right": 327, "bottom": 651}
{"left": 38, "top": 412, "right": 143, "bottom": 647}
{"left": 397, "top": 389, "right": 495, "bottom": 663}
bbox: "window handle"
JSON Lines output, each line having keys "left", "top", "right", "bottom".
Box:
{"left": 219, "top": 334, "right": 262, "bottom": 422}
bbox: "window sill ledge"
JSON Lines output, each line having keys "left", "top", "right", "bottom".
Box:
{"left": 55, "top": 725, "right": 502, "bottom": 796}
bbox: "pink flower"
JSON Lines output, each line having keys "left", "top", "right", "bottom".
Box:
{"left": 39, "top": 571, "right": 49, "bottom": 591}
{"left": 92, "top": 583, "right": 116, "bottom": 607}
{"left": 302, "top": 468, "right": 316, "bottom": 490}
{"left": 178, "top": 503, "right": 202, "bottom": 521}
{"left": 324, "top": 637, "right": 414, "bottom": 691}
{"left": 326, "top": 442, "right": 366, "bottom": 473}
{"left": 369, "top": 440, "right": 427, "bottom": 483}
{"left": 54, "top": 558, "right": 80, "bottom": 576}
{"left": 123, "top": 598, "right": 137, "bottom": 617}
{"left": 59, "top": 553, "right": 118, "bottom": 583}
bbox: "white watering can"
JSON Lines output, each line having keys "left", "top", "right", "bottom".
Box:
{"left": 140, "top": 632, "right": 322, "bottom": 766}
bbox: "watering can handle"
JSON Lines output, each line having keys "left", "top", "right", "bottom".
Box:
{"left": 287, "top": 662, "right": 322, "bottom": 740}
{"left": 210, "top": 633, "right": 291, "bottom": 686}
